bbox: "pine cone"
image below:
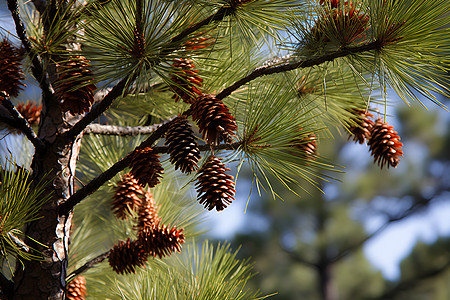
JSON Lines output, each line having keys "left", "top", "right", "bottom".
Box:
{"left": 368, "top": 118, "right": 403, "bottom": 169}
{"left": 111, "top": 173, "right": 144, "bottom": 220}
{"left": 129, "top": 147, "right": 164, "bottom": 188}
{"left": 347, "top": 109, "right": 374, "bottom": 144}
{"left": 183, "top": 34, "right": 215, "bottom": 51}
{"left": 137, "top": 221, "right": 185, "bottom": 259}
{"left": 170, "top": 58, "right": 203, "bottom": 104}
{"left": 191, "top": 94, "right": 237, "bottom": 145}
{"left": 16, "top": 102, "right": 42, "bottom": 126}
{"left": 54, "top": 56, "right": 96, "bottom": 114}
{"left": 165, "top": 116, "right": 201, "bottom": 173}
{"left": 291, "top": 133, "right": 318, "bottom": 160}
{"left": 312, "top": 1, "right": 369, "bottom": 45}
{"left": 108, "top": 238, "right": 147, "bottom": 274}
{"left": 0, "top": 39, "right": 25, "bottom": 97}
{"left": 195, "top": 156, "right": 235, "bottom": 211}
{"left": 136, "top": 189, "right": 159, "bottom": 232}
{"left": 66, "top": 275, "right": 87, "bottom": 300}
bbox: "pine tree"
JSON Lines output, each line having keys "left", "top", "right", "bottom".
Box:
{"left": 0, "top": 0, "right": 449, "bottom": 299}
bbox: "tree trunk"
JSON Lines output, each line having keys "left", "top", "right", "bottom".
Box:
{"left": 12, "top": 95, "right": 82, "bottom": 299}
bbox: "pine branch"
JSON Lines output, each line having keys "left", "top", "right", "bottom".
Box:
{"left": 7, "top": 0, "right": 53, "bottom": 101}
{"left": 83, "top": 123, "right": 163, "bottom": 136}
{"left": 66, "top": 251, "right": 110, "bottom": 281}
{"left": 152, "top": 140, "right": 242, "bottom": 155}
{"left": 59, "top": 118, "right": 172, "bottom": 216}
{"left": 159, "top": 6, "right": 233, "bottom": 57}
{"left": 216, "top": 41, "right": 380, "bottom": 100}
{"left": 64, "top": 76, "right": 131, "bottom": 140}
{"left": 0, "top": 92, "right": 45, "bottom": 151}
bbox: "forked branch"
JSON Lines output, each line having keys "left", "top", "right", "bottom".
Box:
{"left": 0, "top": 92, "right": 45, "bottom": 151}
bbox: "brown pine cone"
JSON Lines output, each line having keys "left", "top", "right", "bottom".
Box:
{"left": 347, "top": 109, "right": 374, "bottom": 144}
{"left": 0, "top": 39, "right": 25, "bottom": 97}
{"left": 129, "top": 147, "right": 164, "bottom": 188}
{"left": 191, "top": 94, "right": 237, "bottom": 145}
{"left": 66, "top": 275, "right": 87, "bottom": 300}
{"left": 16, "top": 102, "right": 42, "bottom": 125}
{"left": 170, "top": 58, "right": 203, "bottom": 104}
{"left": 137, "top": 221, "right": 185, "bottom": 259}
{"left": 183, "top": 34, "right": 215, "bottom": 51}
{"left": 195, "top": 156, "right": 236, "bottom": 211}
{"left": 136, "top": 189, "right": 159, "bottom": 232}
{"left": 291, "top": 133, "right": 318, "bottom": 160}
{"left": 111, "top": 173, "right": 144, "bottom": 220}
{"left": 368, "top": 118, "right": 403, "bottom": 169}
{"left": 108, "top": 238, "right": 147, "bottom": 274}
{"left": 54, "top": 56, "right": 96, "bottom": 114}
{"left": 165, "top": 116, "right": 201, "bottom": 173}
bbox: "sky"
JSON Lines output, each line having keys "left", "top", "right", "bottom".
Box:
{"left": 2, "top": 1, "right": 450, "bottom": 283}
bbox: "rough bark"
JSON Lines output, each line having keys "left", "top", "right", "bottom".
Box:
{"left": 12, "top": 93, "right": 82, "bottom": 299}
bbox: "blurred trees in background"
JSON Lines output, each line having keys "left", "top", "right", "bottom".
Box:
{"left": 232, "top": 102, "right": 450, "bottom": 300}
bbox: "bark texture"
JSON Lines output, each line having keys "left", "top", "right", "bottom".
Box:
{"left": 13, "top": 94, "right": 82, "bottom": 299}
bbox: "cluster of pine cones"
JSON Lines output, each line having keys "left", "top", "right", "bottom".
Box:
{"left": 348, "top": 109, "right": 403, "bottom": 169}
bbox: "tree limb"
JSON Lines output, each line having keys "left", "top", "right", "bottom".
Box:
{"left": 64, "top": 76, "right": 131, "bottom": 140}
{"left": 83, "top": 123, "right": 163, "bottom": 136}
{"left": 0, "top": 92, "right": 45, "bottom": 151}
{"left": 7, "top": 0, "right": 53, "bottom": 101}
{"left": 66, "top": 251, "right": 110, "bottom": 281}
{"left": 216, "top": 41, "right": 380, "bottom": 100}
{"left": 59, "top": 118, "right": 172, "bottom": 216}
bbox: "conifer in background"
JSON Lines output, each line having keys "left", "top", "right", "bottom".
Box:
{"left": 0, "top": 0, "right": 449, "bottom": 299}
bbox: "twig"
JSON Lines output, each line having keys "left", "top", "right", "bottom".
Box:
{"left": 7, "top": 0, "right": 53, "bottom": 101}
{"left": 216, "top": 41, "right": 380, "bottom": 100}
{"left": 64, "top": 76, "right": 131, "bottom": 140}
{"left": 59, "top": 118, "right": 173, "bottom": 216}
{"left": 152, "top": 140, "right": 242, "bottom": 154}
{"left": 66, "top": 251, "right": 110, "bottom": 281}
{"left": 159, "top": 6, "right": 232, "bottom": 57}
{"left": 0, "top": 92, "right": 45, "bottom": 151}
{"left": 83, "top": 123, "right": 164, "bottom": 136}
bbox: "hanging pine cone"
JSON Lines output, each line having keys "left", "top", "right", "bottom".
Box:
{"left": 170, "top": 58, "right": 203, "bottom": 104}
{"left": 165, "top": 116, "right": 201, "bottom": 173}
{"left": 347, "top": 109, "right": 374, "bottom": 144}
{"left": 195, "top": 156, "right": 235, "bottom": 211}
{"left": 66, "top": 275, "right": 87, "bottom": 300}
{"left": 111, "top": 173, "right": 144, "bottom": 220}
{"left": 191, "top": 94, "right": 237, "bottom": 145}
{"left": 108, "top": 238, "right": 147, "bottom": 274}
{"left": 16, "top": 102, "right": 42, "bottom": 126}
{"left": 129, "top": 147, "right": 164, "bottom": 188}
{"left": 54, "top": 56, "right": 96, "bottom": 114}
{"left": 0, "top": 39, "right": 25, "bottom": 97}
{"left": 137, "top": 221, "right": 185, "bottom": 259}
{"left": 291, "top": 133, "right": 318, "bottom": 160}
{"left": 183, "top": 34, "right": 215, "bottom": 51}
{"left": 367, "top": 118, "right": 403, "bottom": 169}
{"left": 135, "top": 189, "right": 159, "bottom": 232}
